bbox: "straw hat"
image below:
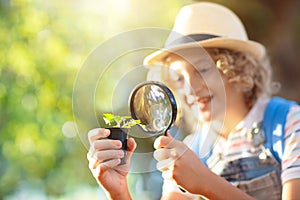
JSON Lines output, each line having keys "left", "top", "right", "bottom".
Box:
{"left": 144, "top": 2, "right": 266, "bottom": 65}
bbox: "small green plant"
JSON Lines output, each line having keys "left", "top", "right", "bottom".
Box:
{"left": 103, "top": 113, "right": 143, "bottom": 129}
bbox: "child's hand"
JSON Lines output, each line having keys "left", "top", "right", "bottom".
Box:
{"left": 87, "top": 128, "right": 136, "bottom": 196}
{"left": 153, "top": 132, "right": 208, "bottom": 194}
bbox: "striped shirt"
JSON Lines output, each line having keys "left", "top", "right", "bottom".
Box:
{"left": 282, "top": 105, "right": 300, "bottom": 183}
{"left": 162, "top": 98, "right": 300, "bottom": 197}
{"left": 206, "top": 98, "right": 300, "bottom": 185}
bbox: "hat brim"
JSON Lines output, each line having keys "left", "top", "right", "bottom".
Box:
{"left": 143, "top": 38, "right": 266, "bottom": 65}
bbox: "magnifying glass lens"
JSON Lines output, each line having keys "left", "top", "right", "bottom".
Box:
{"left": 130, "top": 82, "right": 177, "bottom": 135}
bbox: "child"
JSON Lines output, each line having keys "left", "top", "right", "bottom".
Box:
{"left": 87, "top": 2, "right": 300, "bottom": 199}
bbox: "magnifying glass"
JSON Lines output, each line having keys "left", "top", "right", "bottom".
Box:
{"left": 129, "top": 81, "right": 177, "bottom": 136}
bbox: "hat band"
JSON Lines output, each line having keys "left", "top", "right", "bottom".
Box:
{"left": 166, "top": 34, "right": 219, "bottom": 48}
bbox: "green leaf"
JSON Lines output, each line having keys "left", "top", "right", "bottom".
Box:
{"left": 102, "top": 113, "right": 144, "bottom": 128}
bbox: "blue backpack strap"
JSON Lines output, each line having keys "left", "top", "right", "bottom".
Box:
{"left": 262, "top": 97, "right": 297, "bottom": 162}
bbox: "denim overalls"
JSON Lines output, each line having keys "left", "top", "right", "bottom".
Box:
{"left": 207, "top": 129, "right": 282, "bottom": 200}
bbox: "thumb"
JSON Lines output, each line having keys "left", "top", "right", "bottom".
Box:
{"left": 165, "top": 131, "right": 173, "bottom": 139}
{"left": 154, "top": 132, "right": 176, "bottom": 149}
{"left": 125, "top": 137, "right": 137, "bottom": 162}
{"left": 114, "top": 137, "right": 136, "bottom": 174}
{"left": 127, "top": 137, "right": 137, "bottom": 153}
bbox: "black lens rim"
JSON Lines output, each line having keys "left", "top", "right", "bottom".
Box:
{"left": 129, "top": 81, "right": 177, "bottom": 135}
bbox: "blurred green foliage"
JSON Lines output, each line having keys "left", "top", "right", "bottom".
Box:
{"left": 0, "top": 0, "right": 94, "bottom": 198}
{"left": 0, "top": 0, "right": 191, "bottom": 199}
{"left": 0, "top": 0, "right": 299, "bottom": 199}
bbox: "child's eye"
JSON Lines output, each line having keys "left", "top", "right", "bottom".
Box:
{"left": 193, "top": 60, "right": 212, "bottom": 74}
{"left": 176, "top": 75, "right": 184, "bottom": 82}
{"left": 166, "top": 72, "right": 185, "bottom": 89}
{"left": 199, "top": 67, "right": 211, "bottom": 73}
{"left": 170, "top": 75, "right": 184, "bottom": 83}
{"left": 168, "top": 70, "right": 184, "bottom": 83}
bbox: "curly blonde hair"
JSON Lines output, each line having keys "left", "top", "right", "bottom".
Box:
{"left": 208, "top": 48, "right": 275, "bottom": 108}
{"left": 148, "top": 47, "right": 276, "bottom": 109}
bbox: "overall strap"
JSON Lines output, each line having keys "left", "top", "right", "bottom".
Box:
{"left": 262, "top": 97, "right": 297, "bottom": 162}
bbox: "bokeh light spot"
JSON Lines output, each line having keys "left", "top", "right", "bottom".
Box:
{"left": 62, "top": 121, "right": 78, "bottom": 138}
{"left": 18, "top": 137, "right": 35, "bottom": 155}
{"left": 21, "top": 93, "right": 38, "bottom": 111}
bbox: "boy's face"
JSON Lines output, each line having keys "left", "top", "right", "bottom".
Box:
{"left": 164, "top": 48, "right": 246, "bottom": 123}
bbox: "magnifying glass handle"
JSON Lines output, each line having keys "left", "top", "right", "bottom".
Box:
{"left": 108, "top": 128, "right": 128, "bottom": 165}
